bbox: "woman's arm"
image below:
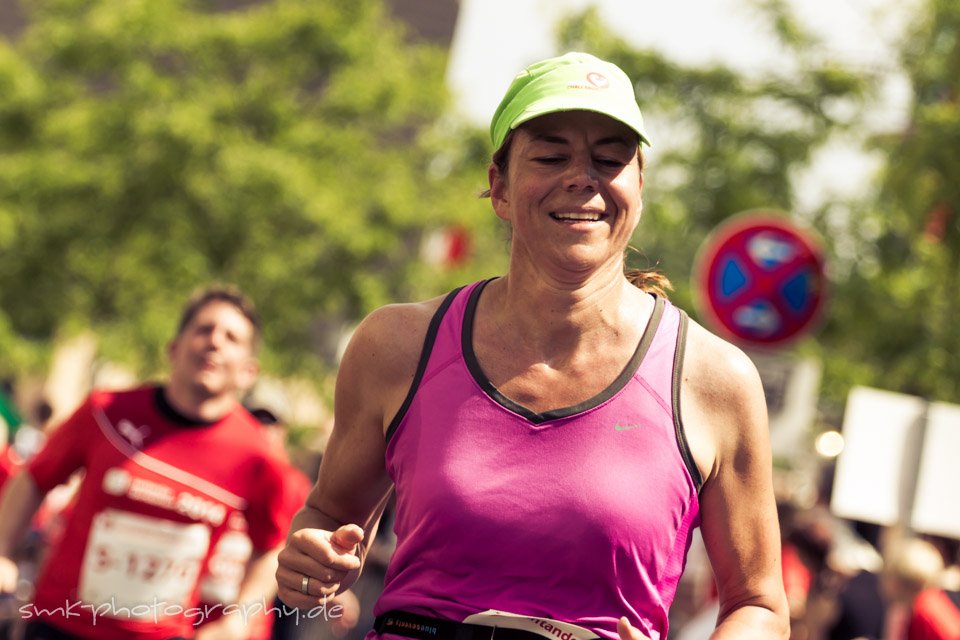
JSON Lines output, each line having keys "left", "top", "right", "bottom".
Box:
{"left": 681, "top": 323, "right": 790, "bottom": 639}
{"left": 276, "top": 299, "right": 442, "bottom": 607}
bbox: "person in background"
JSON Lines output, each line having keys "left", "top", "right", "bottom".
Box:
{"left": 0, "top": 380, "right": 22, "bottom": 492}
{"left": 0, "top": 386, "right": 19, "bottom": 640}
{"left": 881, "top": 537, "right": 945, "bottom": 639}
{"left": 825, "top": 535, "right": 944, "bottom": 640}
{"left": 276, "top": 51, "right": 788, "bottom": 640}
{"left": 0, "top": 284, "right": 304, "bottom": 640}
{"left": 907, "top": 535, "right": 960, "bottom": 640}
{"left": 909, "top": 586, "right": 960, "bottom": 640}
{"left": 0, "top": 443, "right": 14, "bottom": 497}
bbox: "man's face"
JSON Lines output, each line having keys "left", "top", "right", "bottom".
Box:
{"left": 167, "top": 300, "right": 259, "bottom": 400}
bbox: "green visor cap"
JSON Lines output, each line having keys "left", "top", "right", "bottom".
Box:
{"left": 490, "top": 52, "right": 651, "bottom": 151}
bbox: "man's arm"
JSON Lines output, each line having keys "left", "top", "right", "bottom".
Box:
{"left": 681, "top": 324, "right": 790, "bottom": 639}
{"left": 0, "top": 471, "right": 46, "bottom": 592}
{"left": 1, "top": 395, "right": 97, "bottom": 593}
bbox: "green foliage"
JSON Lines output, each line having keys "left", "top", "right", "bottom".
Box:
{"left": 0, "top": 0, "right": 493, "bottom": 380}
{"left": 813, "top": 0, "right": 960, "bottom": 404}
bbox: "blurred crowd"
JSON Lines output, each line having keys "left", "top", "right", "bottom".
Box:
{"left": 669, "top": 462, "right": 960, "bottom": 639}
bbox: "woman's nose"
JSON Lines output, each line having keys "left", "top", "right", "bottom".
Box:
{"left": 563, "top": 157, "right": 599, "bottom": 192}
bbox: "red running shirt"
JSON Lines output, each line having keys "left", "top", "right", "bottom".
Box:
{"left": 25, "top": 386, "right": 302, "bottom": 640}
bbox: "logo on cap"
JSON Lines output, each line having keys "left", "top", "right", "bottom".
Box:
{"left": 567, "top": 72, "right": 610, "bottom": 91}
{"left": 567, "top": 71, "right": 610, "bottom": 91}
{"left": 586, "top": 72, "right": 609, "bottom": 89}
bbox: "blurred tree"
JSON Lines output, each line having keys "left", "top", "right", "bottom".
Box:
{"left": 0, "top": 0, "right": 496, "bottom": 379}
{"left": 814, "top": 0, "right": 960, "bottom": 405}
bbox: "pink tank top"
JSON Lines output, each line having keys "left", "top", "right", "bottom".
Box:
{"left": 375, "top": 280, "right": 701, "bottom": 640}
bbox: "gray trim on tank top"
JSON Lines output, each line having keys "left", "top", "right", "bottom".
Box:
{"left": 462, "top": 279, "right": 665, "bottom": 424}
{"left": 671, "top": 311, "right": 704, "bottom": 492}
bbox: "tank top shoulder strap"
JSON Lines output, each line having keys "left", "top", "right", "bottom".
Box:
{"left": 667, "top": 303, "right": 702, "bottom": 491}
{"left": 385, "top": 280, "right": 487, "bottom": 443}
{"left": 635, "top": 298, "right": 701, "bottom": 491}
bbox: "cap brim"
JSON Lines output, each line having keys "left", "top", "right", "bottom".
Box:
{"left": 512, "top": 97, "right": 651, "bottom": 147}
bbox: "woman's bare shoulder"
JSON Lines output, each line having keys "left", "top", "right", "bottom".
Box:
{"left": 683, "top": 318, "right": 764, "bottom": 401}
{"left": 680, "top": 316, "right": 770, "bottom": 482}
{"left": 335, "top": 292, "right": 453, "bottom": 427}
{"left": 347, "top": 294, "right": 449, "bottom": 369}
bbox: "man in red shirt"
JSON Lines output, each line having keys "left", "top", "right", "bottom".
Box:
{"left": 0, "top": 285, "right": 303, "bottom": 640}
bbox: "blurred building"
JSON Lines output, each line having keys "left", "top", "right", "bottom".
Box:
{"left": 0, "top": 0, "right": 23, "bottom": 39}
{"left": 387, "top": 0, "right": 459, "bottom": 45}
{"left": 0, "top": 0, "right": 458, "bottom": 44}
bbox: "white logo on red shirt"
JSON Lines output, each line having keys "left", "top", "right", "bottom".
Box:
{"left": 103, "top": 468, "right": 132, "bottom": 496}
{"left": 101, "top": 467, "right": 227, "bottom": 526}
{"left": 116, "top": 419, "right": 151, "bottom": 448}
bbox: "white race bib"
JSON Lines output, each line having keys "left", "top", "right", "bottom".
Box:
{"left": 79, "top": 509, "right": 211, "bottom": 617}
{"left": 197, "top": 530, "right": 252, "bottom": 604}
{"left": 463, "top": 610, "right": 600, "bottom": 640}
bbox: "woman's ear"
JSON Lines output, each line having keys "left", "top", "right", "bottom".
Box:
{"left": 488, "top": 162, "right": 510, "bottom": 221}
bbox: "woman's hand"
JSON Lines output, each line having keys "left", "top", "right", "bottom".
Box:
{"left": 276, "top": 524, "right": 364, "bottom": 608}
{"left": 617, "top": 617, "right": 652, "bottom": 640}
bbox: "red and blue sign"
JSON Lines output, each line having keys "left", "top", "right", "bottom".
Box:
{"left": 692, "top": 211, "right": 827, "bottom": 348}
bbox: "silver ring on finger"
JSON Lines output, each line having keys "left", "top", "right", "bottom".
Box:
{"left": 300, "top": 575, "right": 310, "bottom": 595}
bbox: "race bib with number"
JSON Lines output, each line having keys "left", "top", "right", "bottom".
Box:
{"left": 78, "top": 509, "right": 211, "bottom": 617}
{"left": 197, "top": 530, "right": 253, "bottom": 604}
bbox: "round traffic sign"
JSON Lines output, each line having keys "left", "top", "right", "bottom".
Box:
{"left": 692, "top": 211, "right": 827, "bottom": 348}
